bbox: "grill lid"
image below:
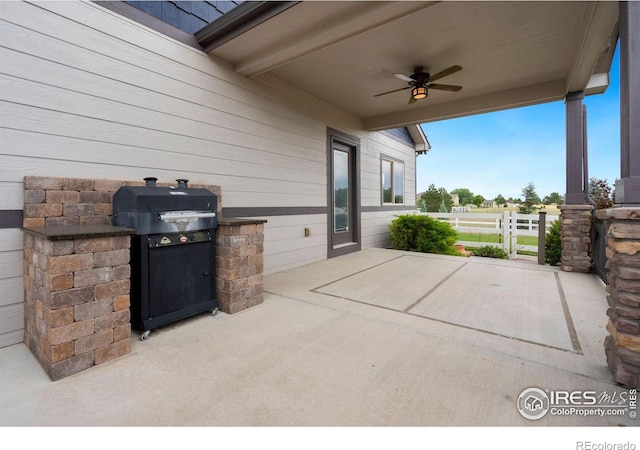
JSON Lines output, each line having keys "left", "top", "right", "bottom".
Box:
{"left": 112, "top": 178, "right": 218, "bottom": 234}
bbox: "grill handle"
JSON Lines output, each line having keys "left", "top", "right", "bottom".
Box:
{"left": 159, "top": 211, "right": 217, "bottom": 222}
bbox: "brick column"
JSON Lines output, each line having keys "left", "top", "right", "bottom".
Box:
{"left": 559, "top": 204, "right": 593, "bottom": 273}
{"left": 216, "top": 219, "right": 266, "bottom": 314}
{"left": 23, "top": 227, "right": 133, "bottom": 381}
{"left": 597, "top": 207, "right": 640, "bottom": 388}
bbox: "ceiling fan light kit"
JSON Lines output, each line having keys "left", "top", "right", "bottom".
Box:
{"left": 411, "top": 86, "right": 428, "bottom": 100}
{"left": 375, "top": 65, "right": 463, "bottom": 104}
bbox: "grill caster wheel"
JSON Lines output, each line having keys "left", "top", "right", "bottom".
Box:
{"left": 140, "top": 330, "right": 151, "bottom": 341}
{"left": 211, "top": 308, "right": 218, "bottom": 316}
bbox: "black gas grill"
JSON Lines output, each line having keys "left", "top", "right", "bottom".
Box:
{"left": 113, "top": 177, "right": 218, "bottom": 340}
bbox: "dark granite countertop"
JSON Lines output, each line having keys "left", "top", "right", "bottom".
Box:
{"left": 22, "top": 224, "right": 137, "bottom": 240}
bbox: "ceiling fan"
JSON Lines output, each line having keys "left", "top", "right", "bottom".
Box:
{"left": 375, "top": 65, "right": 463, "bottom": 104}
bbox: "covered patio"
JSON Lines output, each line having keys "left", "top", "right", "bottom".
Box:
{"left": 1, "top": 2, "right": 639, "bottom": 436}
{"left": 0, "top": 248, "right": 633, "bottom": 426}
{"left": 195, "top": 0, "right": 640, "bottom": 388}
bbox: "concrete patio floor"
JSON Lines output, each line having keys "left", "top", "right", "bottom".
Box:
{"left": 0, "top": 248, "right": 637, "bottom": 428}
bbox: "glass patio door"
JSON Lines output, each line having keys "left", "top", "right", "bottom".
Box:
{"left": 332, "top": 142, "right": 355, "bottom": 246}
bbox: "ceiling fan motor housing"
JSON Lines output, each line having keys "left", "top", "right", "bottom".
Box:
{"left": 412, "top": 67, "right": 430, "bottom": 86}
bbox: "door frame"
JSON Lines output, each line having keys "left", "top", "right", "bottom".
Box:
{"left": 327, "top": 128, "right": 361, "bottom": 258}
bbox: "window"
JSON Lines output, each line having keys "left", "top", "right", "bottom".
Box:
{"left": 381, "top": 158, "right": 404, "bottom": 204}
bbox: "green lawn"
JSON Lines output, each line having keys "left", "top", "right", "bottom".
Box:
{"left": 457, "top": 232, "right": 538, "bottom": 247}
{"left": 428, "top": 208, "right": 556, "bottom": 254}
{"left": 460, "top": 206, "right": 561, "bottom": 215}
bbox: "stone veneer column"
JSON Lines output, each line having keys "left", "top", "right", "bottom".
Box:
{"left": 597, "top": 207, "right": 640, "bottom": 388}
{"left": 216, "top": 219, "right": 267, "bottom": 314}
{"left": 558, "top": 204, "right": 593, "bottom": 273}
{"left": 23, "top": 226, "right": 134, "bottom": 381}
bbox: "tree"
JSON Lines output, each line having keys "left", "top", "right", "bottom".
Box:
{"left": 542, "top": 192, "right": 564, "bottom": 205}
{"left": 545, "top": 218, "right": 562, "bottom": 266}
{"left": 472, "top": 194, "right": 484, "bottom": 207}
{"left": 439, "top": 187, "right": 453, "bottom": 212}
{"left": 420, "top": 184, "right": 440, "bottom": 212}
{"left": 420, "top": 184, "right": 452, "bottom": 212}
{"left": 518, "top": 181, "right": 541, "bottom": 214}
{"left": 451, "top": 188, "right": 474, "bottom": 206}
{"left": 495, "top": 194, "right": 506, "bottom": 206}
{"left": 589, "top": 177, "right": 614, "bottom": 209}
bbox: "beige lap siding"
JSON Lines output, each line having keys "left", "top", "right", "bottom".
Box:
{"left": 0, "top": 0, "right": 417, "bottom": 348}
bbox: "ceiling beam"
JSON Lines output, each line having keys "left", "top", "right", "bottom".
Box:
{"left": 196, "top": 2, "right": 299, "bottom": 52}
{"left": 565, "top": 1, "right": 619, "bottom": 93}
{"left": 364, "top": 79, "right": 567, "bottom": 130}
{"left": 235, "top": 1, "right": 438, "bottom": 77}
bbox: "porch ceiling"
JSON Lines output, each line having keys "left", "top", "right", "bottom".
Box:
{"left": 198, "top": 1, "right": 618, "bottom": 130}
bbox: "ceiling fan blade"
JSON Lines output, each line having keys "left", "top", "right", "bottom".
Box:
{"left": 408, "top": 95, "right": 417, "bottom": 105}
{"left": 427, "top": 65, "right": 462, "bottom": 82}
{"left": 428, "top": 83, "right": 463, "bottom": 92}
{"left": 394, "top": 73, "right": 415, "bottom": 82}
{"left": 374, "top": 86, "right": 411, "bottom": 97}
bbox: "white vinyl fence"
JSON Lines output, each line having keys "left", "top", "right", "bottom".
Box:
{"left": 420, "top": 211, "right": 558, "bottom": 258}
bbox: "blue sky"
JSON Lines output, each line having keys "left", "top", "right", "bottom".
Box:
{"left": 417, "top": 46, "right": 621, "bottom": 201}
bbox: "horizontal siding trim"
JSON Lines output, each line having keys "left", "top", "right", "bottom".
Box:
{"left": 362, "top": 206, "right": 416, "bottom": 212}
{"left": 0, "top": 210, "right": 23, "bottom": 229}
{"left": 2, "top": 207, "right": 412, "bottom": 225}
{"left": 223, "top": 206, "right": 327, "bottom": 217}
{"left": 0, "top": 207, "right": 411, "bottom": 223}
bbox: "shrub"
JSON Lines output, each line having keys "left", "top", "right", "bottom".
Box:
{"left": 589, "top": 178, "right": 614, "bottom": 209}
{"left": 545, "top": 218, "right": 562, "bottom": 266}
{"left": 471, "top": 245, "right": 509, "bottom": 259}
{"left": 389, "top": 214, "right": 460, "bottom": 256}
